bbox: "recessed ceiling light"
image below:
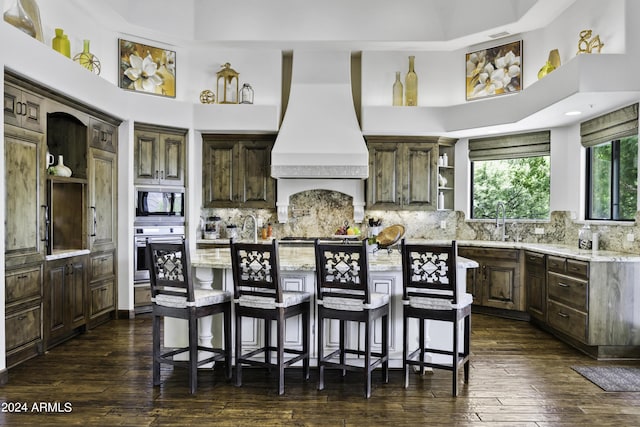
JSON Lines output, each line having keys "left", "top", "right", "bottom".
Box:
{"left": 565, "top": 111, "right": 582, "bottom": 116}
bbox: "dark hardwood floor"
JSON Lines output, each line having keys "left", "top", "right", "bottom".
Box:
{"left": 2, "top": 313, "right": 640, "bottom": 426}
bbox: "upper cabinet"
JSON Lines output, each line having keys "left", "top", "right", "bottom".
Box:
{"left": 134, "top": 125, "right": 186, "bottom": 186}
{"left": 202, "top": 134, "right": 275, "bottom": 208}
{"left": 4, "top": 82, "right": 44, "bottom": 133}
{"left": 365, "top": 136, "right": 439, "bottom": 210}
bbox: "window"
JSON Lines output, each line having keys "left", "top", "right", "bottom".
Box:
{"left": 469, "top": 131, "right": 550, "bottom": 220}
{"left": 586, "top": 136, "right": 638, "bottom": 220}
{"left": 581, "top": 103, "right": 638, "bottom": 221}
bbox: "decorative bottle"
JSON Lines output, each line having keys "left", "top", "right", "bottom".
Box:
{"left": 405, "top": 56, "right": 418, "bottom": 106}
{"left": 52, "top": 28, "right": 71, "bottom": 58}
{"left": 578, "top": 224, "right": 592, "bottom": 250}
{"left": 73, "top": 39, "right": 101, "bottom": 75}
{"left": 48, "top": 155, "right": 72, "bottom": 177}
{"left": 3, "top": 0, "right": 37, "bottom": 38}
{"left": 392, "top": 71, "right": 403, "bottom": 106}
{"left": 239, "top": 83, "right": 254, "bottom": 104}
{"left": 438, "top": 191, "right": 445, "bottom": 210}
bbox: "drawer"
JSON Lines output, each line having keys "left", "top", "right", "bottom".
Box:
{"left": 547, "top": 255, "right": 566, "bottom": 273}
{"left": 134, "top": 285, "right": 152, "bottom": 307}
{"left": 5, "top": 265, "right": 42, "bottom": 304}
{"left": 459, "top": 247, "right": 520, "bottom": 262}
{"left": 524, "top": 251, "right": 545, "bottom": 267}
{"left": 566, "top": 259, "right": 589, "bottom": 279}
{"left": 89, "top": 280, "right": 115, "bottom": 318}
{"left": 548, "top": 272, "right": 588, "bottom": 311}
{"left": 6, "top": 305, "right": 41, "bottom": 351}
{"left": 547, "top": 300, "right": 588, "bottom": 343}
{"left": 90, "top": 252, "right": 115, "bottom": 280}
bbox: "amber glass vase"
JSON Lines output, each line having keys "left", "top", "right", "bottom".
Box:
{"left": 405, "top": 56, "right": 418, "bottom": 106}
{"left": 392, "top": 71, "right": 403, "bottom": 106}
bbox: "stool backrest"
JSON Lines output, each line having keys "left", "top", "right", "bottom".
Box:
{"left": 146, "top": 239, "right": 194, "bottom": 303}
{"left": 230, "top": 240, "right": 283, "bottom": 302}
{"left": 401, "top": 240, "right": 459, "bottom": 305}
{"left": 314, "top": 239, "right": 371, "bottom": 304}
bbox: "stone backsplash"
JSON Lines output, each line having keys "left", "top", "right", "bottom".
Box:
{"left": 201, "top": 190, "right": 640, "bottom": 254}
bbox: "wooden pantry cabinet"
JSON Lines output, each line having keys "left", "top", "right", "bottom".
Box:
{"left": 4, "top": 73, "right": 120, "bottom": 366}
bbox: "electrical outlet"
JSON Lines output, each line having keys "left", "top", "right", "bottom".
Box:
{"left": 534, "top": 227, "right": 545, "bottom": 235}
{"left": 627, "top": 233, "right": 635, "bottom": 242}
{"left": 257, "top": 217, "right": 264, "bottom": 228}
{"left": 440, "top": 220, "right": 446, "bottom": 229}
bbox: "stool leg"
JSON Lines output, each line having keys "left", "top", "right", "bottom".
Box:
{"left": 364, "top": 317, "right": 371, "bottom": 399}
{"left": 235, "top": 311, "right": 242, "bottom": 387}
{"left": 317, "top": 313, "right": 325, "bottom": 391}
{"left": 382, "top": 313, "right": 389, "bottom": 384}
{"left": 189, "top": 313, "right": 198, "bottom": 394}
{"left": 302, "top": 305, "right": 310, "bottom": 381}
{"left": 224, "top": 304, "right": 232, "bottom": 380}
{"left": 452, "top": 317, "right": 459, "bottom": 397}
{"left": 277, "top": 312, "right": 285, "bottom": 395}
{"left": 153, "top": 315, "right": 161, "bottom": 387}
{"left": 403, "top": 313, "right": 409, "bottom": 388}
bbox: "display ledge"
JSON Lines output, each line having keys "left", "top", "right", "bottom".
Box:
{"left": 192, "top": 103, "right": 280, "bottom": 132}
{"left": 46, "top": 249, "right": 90, "bottom": 261}
{"left": 361, "top": 54, "right": 640, "bottom": 138}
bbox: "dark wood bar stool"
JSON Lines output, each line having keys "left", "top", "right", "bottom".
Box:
{"left": 314, "top": 239, "right": 389, "bottom": 399}
{"left": 146, "top": 239, "right": 232, "bottom": 394}
{"left": 230, "top": 239, "right": 311, "bottom": 395}
{"left": 400, "top": 240, "right": 471, "bottom": 396}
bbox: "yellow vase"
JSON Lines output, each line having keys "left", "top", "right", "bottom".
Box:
{"left": 52, "top": 28, "right": 71, "bottom": 58}
{"left": 537, "top": 61, "right": 555, "bottom": 80}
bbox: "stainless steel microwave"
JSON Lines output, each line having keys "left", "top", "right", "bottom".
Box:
{"left": 135, "top": 187, "right": 185, "bottom": 220}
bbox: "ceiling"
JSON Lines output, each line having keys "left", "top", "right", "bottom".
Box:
{"left": 79, "top": 0, "right": 576, "bottom": 51}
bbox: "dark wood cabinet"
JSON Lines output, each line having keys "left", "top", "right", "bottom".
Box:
{"left": 87, "top": 250, "right": 116, "bottom": 328}
{"left": 459, "top": 246, "right": 523, "bottom": 311}
{"left": 525, "top": 251, "right": 546, "bottom": 322}
{"left": 45, "top": 255, "right": 87, "bottom": 349}
{"left": 4, "top": 264, "right": 43, "bottom": 368}
{"left": 134, "top": 125, "right": 186, "bottom": 186}
{"left": 366, "top": 137, "right": 438, "bottom": 210}
{"left": 4, "top": 82, "right": 43, "bottom": 133}
{"left": 89, "top": 148, "right": 117, "bottom": 253}
{"left": 202, "top": 134, "right": 275, "bottom": 208}
{"left": 90, "top": 118, "right": 117, "bottom": 153}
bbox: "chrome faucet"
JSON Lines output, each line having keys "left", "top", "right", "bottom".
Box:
{"left": 243, "top": 214, "right": 258, "bottom": 243}
{"left": 495, "top": 201, "right": 507, "bottom": 242}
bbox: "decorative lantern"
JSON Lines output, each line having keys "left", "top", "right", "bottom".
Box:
{"left": 216, "top": 62, "right": 239, "bottom": 104}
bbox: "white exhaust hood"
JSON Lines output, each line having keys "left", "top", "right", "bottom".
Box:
{"left": 272, "top": 50, "right": 368, "bottom": 223}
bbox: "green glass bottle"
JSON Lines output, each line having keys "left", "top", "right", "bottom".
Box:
{"left": 52, "top": 28, "right": 71, "bottom": 58}
{"left": 405, "top": 56, "right": 418, "bottom": 106}
{"left": 392, "top": 71, "right": 403, "bottom": 106}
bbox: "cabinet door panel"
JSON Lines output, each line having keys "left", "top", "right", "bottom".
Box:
{"left": 4, "top": 83, "right": 21, "bottom": 127}
{"left": 69, "top": 260, "right": 86, "bottom": 328}
{"left": 161, "top": 133, "right": 184, "bottom": 185}
{"left": 404, "top": 143, "right": 435, "bottom": 207}
{"left": 240, "top": 142, "right": 274, "bottom": 206}
{"left": 6, "top": 305, "right": 41, "bottom": 351}
{"left": 203, "top": 141, "right": 236, "bottom": 206}
{"left": 47, "top": 263, "right": 67, "bottom": 336}
{"left": 483, "top": 264, "right": 518, "bottom": 310}
{"left": 4, "top": 129, "right": 44, "bottom": 265}
{"left": 89, "top": 149, "right": 117, "bottom": 251}
{"left": 134, "top": 131, "right": 159, "bottom": 184}
{"left": 367, "top": 143, "right": 400, "bottom": 207}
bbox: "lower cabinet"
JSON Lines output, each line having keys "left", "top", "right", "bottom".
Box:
{"left": 458, "top": 246, "right": 523, "bottom": 312}
{"left": 525, "top": 251, "right": 546, "bottom": 322}
{"left": 87, "top": 250, "right": 117, "bottom": 328}
{"left": 44, "top": 255, "right": 87, "bottom": 349}
{"left": 4, "top": 263, "right": 44, "bottom": 368}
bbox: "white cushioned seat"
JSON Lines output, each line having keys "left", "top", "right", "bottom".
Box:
{"left": 319, "top": 292, "right": 390, "bottom": 312}
{"left": 406, "top": 292, "right": 473, "bottom": 310}
{"left": 237, "top": 291, "right": 310, "bottom": 309}
{"left": 154, "top": 289, "right": 232, "bottom": 308}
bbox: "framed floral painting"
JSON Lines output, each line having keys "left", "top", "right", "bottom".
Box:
{"left": 466, "top": 40, "right": 522, "bottom": 101}
{"left": 119, "top": 39, "right": 176, "bottom": 98}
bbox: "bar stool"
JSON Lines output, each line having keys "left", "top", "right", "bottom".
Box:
{"left": 230, "top": 239, "right": 311, "bottom": 395}
{"left": 314, "top": 239, "right": 389, "bottom": 398}
{"left": 400, "top": 239, "right": 471, "bottom": 396}
{"left": 146, "top": 239, "right": 232, "bottom": 394}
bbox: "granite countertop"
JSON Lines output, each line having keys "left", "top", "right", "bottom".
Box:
{"left": 191, "top": 245, "right": 478, "bottom": 271}
{"left": 191, "top": 240, "right": 640, "bottom": 269}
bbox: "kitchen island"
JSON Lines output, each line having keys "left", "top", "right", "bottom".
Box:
{"left": 165, "top": 243, "right": 479, "bottom": 367}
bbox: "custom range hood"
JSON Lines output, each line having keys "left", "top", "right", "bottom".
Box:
{"left": 271, "top": 50, "right": 368, "bottom": 223}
